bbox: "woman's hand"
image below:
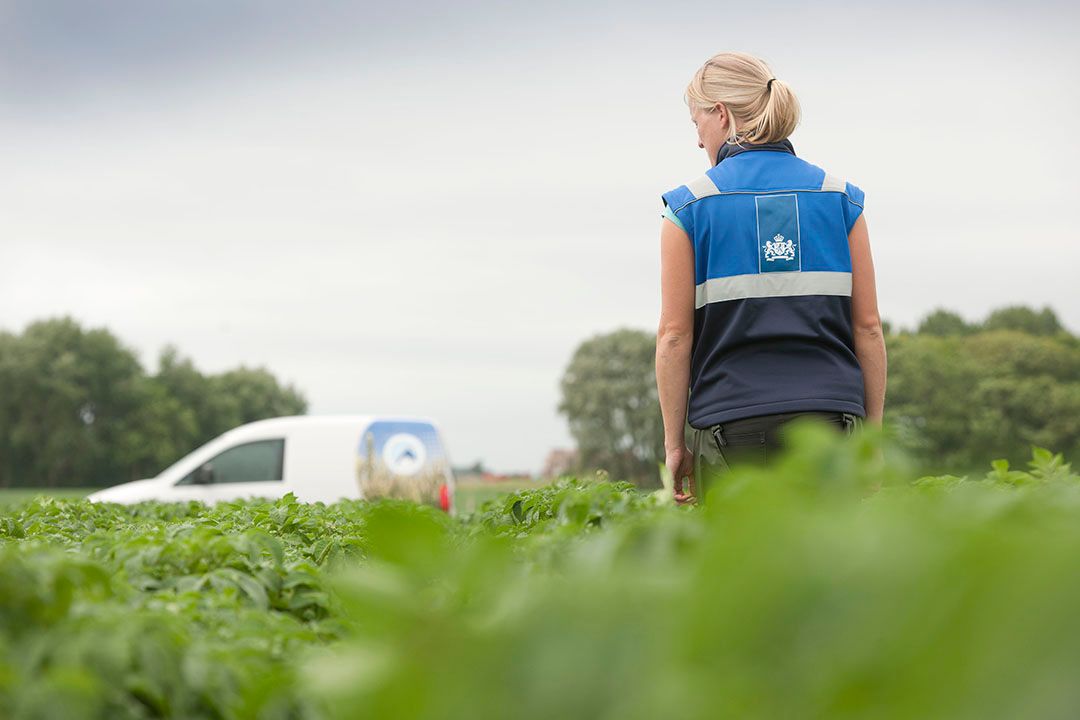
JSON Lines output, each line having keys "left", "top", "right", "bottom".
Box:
{"left": 665, "top": 445, "right": 696, "bottom": 505}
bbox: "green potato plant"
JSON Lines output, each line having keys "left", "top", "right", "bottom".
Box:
{"left": 2, "top": 427, "right": 1079, "bottom": 719}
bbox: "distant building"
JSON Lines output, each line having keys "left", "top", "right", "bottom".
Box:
{"left": 542, "top": 448, "right": 578, "bottom": 479}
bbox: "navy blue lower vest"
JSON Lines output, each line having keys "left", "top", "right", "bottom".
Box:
{"left": 662, "top": 141, "right": 867, "bottom": 428}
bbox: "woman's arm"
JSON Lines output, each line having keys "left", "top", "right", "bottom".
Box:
{"left": 848, "top": 214, "right": 887, "bottom": 425}
{"left": 656, "top": 216, "right": 696, "bottom": 502}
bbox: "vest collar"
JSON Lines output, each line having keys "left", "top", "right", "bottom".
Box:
{"left": 715, "top": 137, "right": 796, "bottom": 166}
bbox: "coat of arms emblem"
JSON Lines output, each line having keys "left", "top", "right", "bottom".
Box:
{"left": 763, "top": 233, "right": 796, "bottom": 262}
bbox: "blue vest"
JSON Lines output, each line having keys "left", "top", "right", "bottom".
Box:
{"left": 662, "top": 141, "right": 867, "bottom": 428}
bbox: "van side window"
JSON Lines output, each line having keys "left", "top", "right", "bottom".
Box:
{"left": 176, "top": 439, "right": 285, "bottom": 485}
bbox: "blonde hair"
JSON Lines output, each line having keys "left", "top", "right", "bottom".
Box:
{"left": 685, "top": 52, "right": 801, "bottom": 146}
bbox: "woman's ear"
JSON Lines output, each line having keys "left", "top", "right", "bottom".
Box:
{"left": 712, "top": 102, "right": 727, "bottom": 125}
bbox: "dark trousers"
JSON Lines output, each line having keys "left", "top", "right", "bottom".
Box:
{"left": 690, "top": 411, "right": 860, "bottom": 501}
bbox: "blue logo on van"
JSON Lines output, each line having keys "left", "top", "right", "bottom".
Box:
{"left": 356, "top": 420, "right": 448, "bottom": 503}
{"left": 357, "top": 420, "right": 444, "bottom": 476}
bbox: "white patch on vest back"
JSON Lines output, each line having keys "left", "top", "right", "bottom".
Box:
{"left": 755, "top": 194, "right": 801, "bottom": 273}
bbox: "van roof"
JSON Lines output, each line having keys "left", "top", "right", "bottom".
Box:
{"left": 229, "top": 415, "right": 443, "bottom": 434}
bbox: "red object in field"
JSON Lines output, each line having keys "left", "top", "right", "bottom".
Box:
{"left": 439, "top": 483, "right": 451, "bottom": 512}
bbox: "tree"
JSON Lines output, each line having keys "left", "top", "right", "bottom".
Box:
{"left": 0, "top": 318, "right": 309, "bottom": 487}
{"left": 112, "top": 374, "right": 200, "bottom": 482}
{"left": 982, "top": 305, "right": 1063, "bottom": 336}
{"left": 886, "top": 322, "right": 1080, "bottom": 473}
{"left": 151, "top": 345, "right": 214, "bottom": 448}
{"left": 210, "top": 367, "right": 307, "bottom": 434}
{"left": 555, "top": 305, "right": 1078, "bottom": 482}
{"left": 149, "top": 348, "right": 304, "bottom": 450}
{"left": 885, "top": 334, "right": 983, "bottom": 470}
{"left": 0, "top": 330, "right": 21, "bottom": 485}
{"left": 138, "top": 349, "right": 307, "bottom": 477}
{"left": 0, "top": 318, "right": 146, "bottom": 487}
{"left": 917, "top": 308, "right": 973, "bottom": 336}
{"left": 558, "top": 329, "right": 663, "bottom": 487}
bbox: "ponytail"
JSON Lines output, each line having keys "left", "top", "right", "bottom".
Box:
{"left": 685, "top": 52, "right": 801, "bottom": 146}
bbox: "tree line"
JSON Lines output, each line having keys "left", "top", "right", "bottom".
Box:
{"left": 3, "top": 306, "right": 1075, "bottom": 489}
{"left": 0, "top": 318, "right": 307, "bottom": 487}
{"left": 559, "top": 305, "right": 1080, "bottom": 486}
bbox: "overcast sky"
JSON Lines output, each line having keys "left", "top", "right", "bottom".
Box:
{"left": 2, "top": 1, "right": 1077, "bottom": 473}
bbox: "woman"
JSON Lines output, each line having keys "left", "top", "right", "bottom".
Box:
{"left": 655, "top": 52, "right": 887, "bottom": 504}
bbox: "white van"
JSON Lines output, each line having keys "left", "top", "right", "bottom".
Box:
{"left": 87, "top": 415, "right": 455, "bottom": 511}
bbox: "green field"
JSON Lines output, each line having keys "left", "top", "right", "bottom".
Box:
{"left": 0, "top": 481, "right": 541, "bottom": 514}
{"left": 0, "top": 487, "right": 96, "bottom": 507}
{"left": 2, "top": 424, "right": 1079, "bottom": 719}
{"left": 452, "top": 476, "right": 552, "bottom": 513}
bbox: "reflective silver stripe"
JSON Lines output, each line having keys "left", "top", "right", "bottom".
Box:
{"left": 686, "top": 174, "right": 721, "bottom": 200}
{"left": 821, "top": 173, "right": 846, "bottom": 193}
{"left": 695, "top": 271, "right": 852, "bottom": 309}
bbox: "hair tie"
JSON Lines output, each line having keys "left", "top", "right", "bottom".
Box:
{"left": 767, "top": 78, "right": 776, "bottom": 91}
